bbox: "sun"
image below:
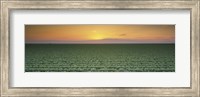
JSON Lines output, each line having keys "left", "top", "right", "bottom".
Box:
{"left": 92, "top": 34, "right": 104, "bottom": 40}
{"left": 90, "top": 30, "right": 105, "bottom": 40}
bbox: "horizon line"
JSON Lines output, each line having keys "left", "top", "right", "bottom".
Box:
{"left": 25, "top": 43, "right": 175, "bottom": 44}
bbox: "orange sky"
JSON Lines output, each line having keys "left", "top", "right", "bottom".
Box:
{"left": 25, "top": 25, "right": 175, "bottom": 44}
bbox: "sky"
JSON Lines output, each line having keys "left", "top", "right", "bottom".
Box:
{"left": 25, "top": 25, "right": 175, "bottom": 44}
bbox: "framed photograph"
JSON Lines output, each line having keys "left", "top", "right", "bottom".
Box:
{"left": 1, "top": 0, "right": 199, "bottom": 96}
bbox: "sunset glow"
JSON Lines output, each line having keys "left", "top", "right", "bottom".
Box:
{"left": 25, "top": 25, "right": 175, "bottom": 44}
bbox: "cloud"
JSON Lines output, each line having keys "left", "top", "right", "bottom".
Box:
{"left": 119, "top": 34, "right": 126, "bottom": 36}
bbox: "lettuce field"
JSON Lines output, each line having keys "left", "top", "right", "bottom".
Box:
{"left": 25, "top": 44, "right": 175, "bottom": 72}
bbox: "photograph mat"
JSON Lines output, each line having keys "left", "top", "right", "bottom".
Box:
{"left": 10, "top": 10, "right": 190, "bottom": 87}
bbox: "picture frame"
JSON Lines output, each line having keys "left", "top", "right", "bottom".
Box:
{"left": 1, "top": 0, "right": 199, "bottom": 96}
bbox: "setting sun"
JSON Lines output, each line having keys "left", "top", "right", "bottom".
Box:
{"left": 92, "top": 35, "right": 103, "bottom": 40}
{"left": 91, "top": 33, "right": 105, "bottom": 40}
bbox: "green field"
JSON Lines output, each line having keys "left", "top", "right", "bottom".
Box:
{"left": 25, "top": 44, "right": 175, "bottom": 72}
